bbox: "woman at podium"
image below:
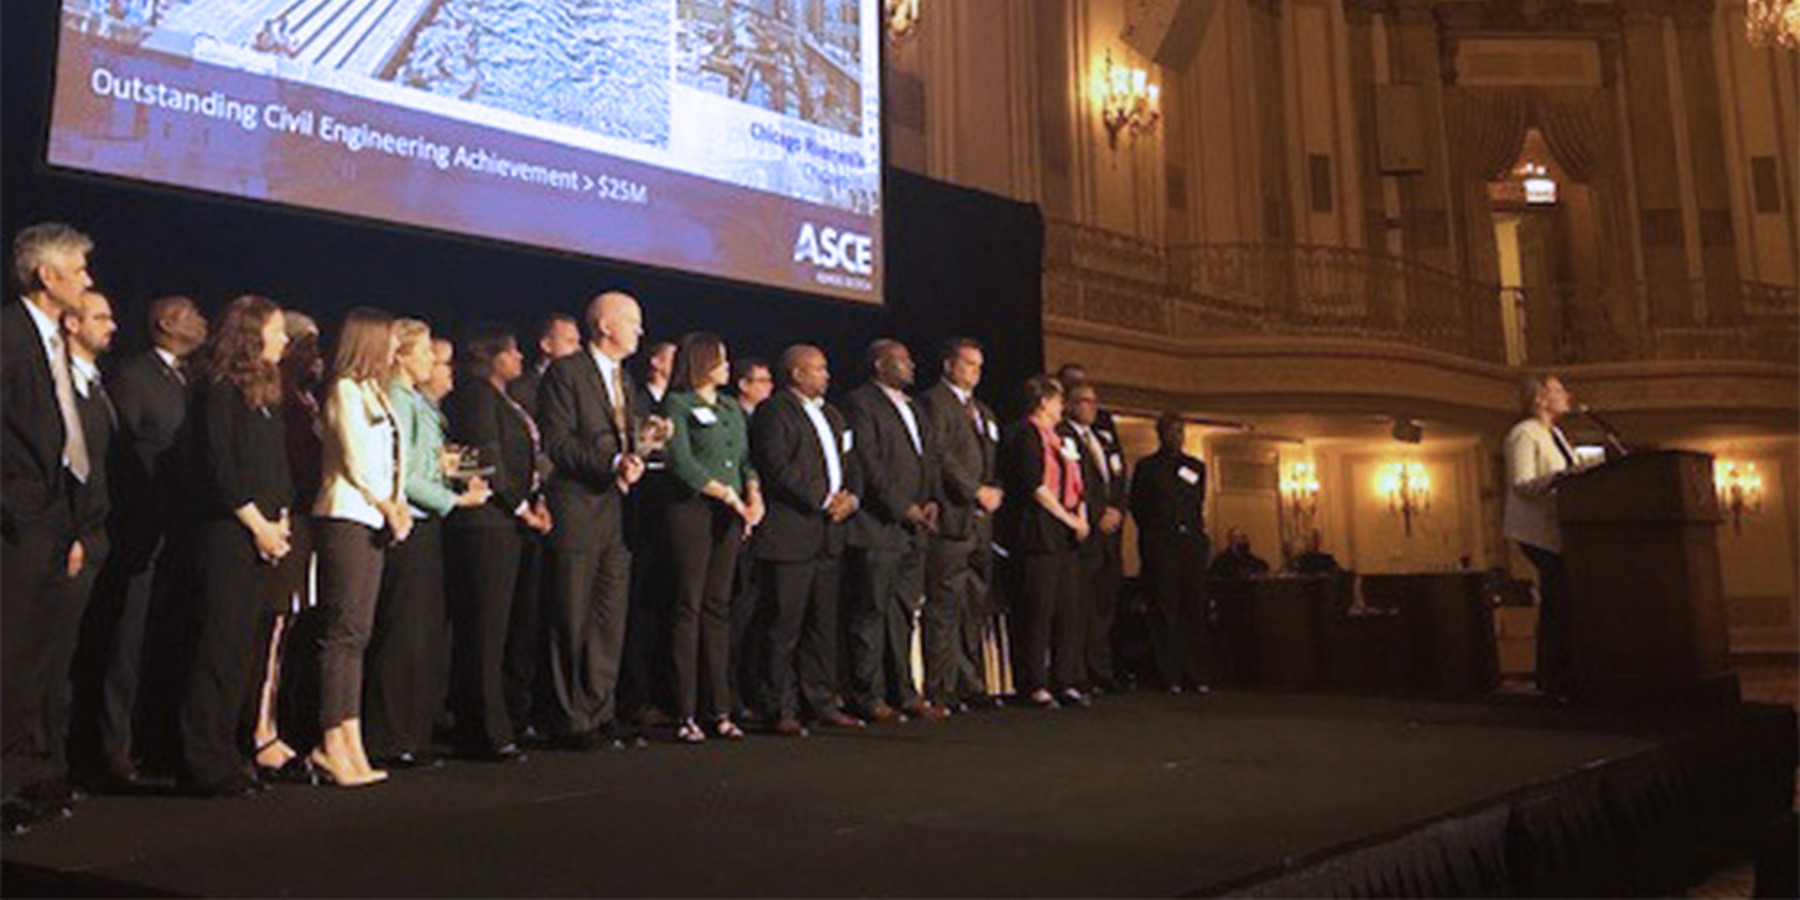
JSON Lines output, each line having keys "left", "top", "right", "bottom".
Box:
{"left": 1503, "top": 374, "right": 1581, "bottom": 702}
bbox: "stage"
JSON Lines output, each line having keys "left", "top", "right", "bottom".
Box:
{"left": 2, "top": 691, "right": 1793, "bottom": 898}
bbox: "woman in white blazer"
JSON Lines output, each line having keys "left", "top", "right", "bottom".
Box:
{"left": 310, "top": 308, "right": 409, "bottom": 787}
{"left": 1503, "top": 374, "right": 1580, "bottom": 700}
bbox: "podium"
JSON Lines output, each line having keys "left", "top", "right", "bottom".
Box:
{"left": 1557, "top": 450, "right": 1738, "bottom": 707}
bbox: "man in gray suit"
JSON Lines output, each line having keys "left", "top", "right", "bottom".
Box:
{"left": 916, "top": 338, "right": 1003, "bottom": 712}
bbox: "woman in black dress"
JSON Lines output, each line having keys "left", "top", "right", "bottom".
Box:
{"left": 178, "top": 296, "right": 294, "bottom": 795}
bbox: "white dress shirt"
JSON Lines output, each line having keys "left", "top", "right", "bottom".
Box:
{"left": 797, "top": 391, "right": 843, "bottom": 504}
{"left": 877, "top": 383, "right": 922, "bottom": 456}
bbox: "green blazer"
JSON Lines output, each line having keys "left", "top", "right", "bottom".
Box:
{"left": 664, "top": 389, "right": 758, "bottom": 497}
{"left": 388, "top": 378, "right": 458, "bottom": 518}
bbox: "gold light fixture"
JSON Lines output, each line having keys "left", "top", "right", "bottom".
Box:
{"left": 1378, "top": 461, "right": 1431, "bottom": 537}
{"left": 1098, "top": 48, "right": 1162, "bottom": 149}
{"left": 1282, "top": 461, "right": 1322, "bottom": 523}
{"left": 884, "top": 0, "right": 920, "bottom": 43}
{"left": 1747, "top": 0, "right": 1800, "bottom": 50}
{"left": 1714, "top": 459, "right": 1765, "bottom": 534}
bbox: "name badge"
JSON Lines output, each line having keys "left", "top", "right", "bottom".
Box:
{"left": 1060, "top": 438, "right": 1082, "bottom": 461}
{"left": 1177, "top": 466, "right": 1200, "bottom": 486}
{"left": 841, "top": 431, "right": 854, "bottom": 454}
{"left": 691, "top": 406, "right": 718, "bottom": 426}
{"left": 985, "top": 419, "right": 999, "bottom": 442}
{"left": 1109, "top": 453, "right": 1124, "bottom": 476}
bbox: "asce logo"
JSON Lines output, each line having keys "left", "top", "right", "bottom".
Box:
{"left": 793, "top": 223, "right": 874, "bottom": 276}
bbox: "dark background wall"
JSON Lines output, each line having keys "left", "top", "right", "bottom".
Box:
{"left": 1, "top": 2, "right": 1042, "bottom": 409}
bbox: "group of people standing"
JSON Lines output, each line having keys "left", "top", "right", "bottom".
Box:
{"left": 1, "top": 222, "right": 1222, "bottom": 837}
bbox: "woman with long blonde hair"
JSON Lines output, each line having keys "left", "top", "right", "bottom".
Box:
{"left": 310, "top": 308, "right": 407, "bottom": 786}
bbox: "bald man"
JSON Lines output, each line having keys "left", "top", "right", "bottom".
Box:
{"left": 539, "top": 291, "right": 652, "bottom": 749}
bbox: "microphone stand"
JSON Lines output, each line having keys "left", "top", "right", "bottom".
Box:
{"left": 1577, "top": 405, "right": 1629, "bottom": 461}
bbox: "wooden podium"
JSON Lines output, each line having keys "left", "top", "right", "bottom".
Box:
{"left": 1557, "top": 450, "right": 1738, "bottom": 707}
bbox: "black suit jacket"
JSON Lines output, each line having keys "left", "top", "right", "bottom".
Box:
{"left": 507, "top": 364, "right": 545, "bottom": 420}
{"left": 1130, "top": 451, "right": 1207, "bottom": 537}
{"left": 1, "top": 300, "right": 70, "bottom": 539}
{"left": 843, "top": 382, "right": 937, "bottom": 551}
{"left": 444, "top": 378, "right": 538, "bottom": 530}
{"left": 539, "top": 351, "right": 638, "bottom": 552}
{"left": 108, "top": 350, "right": 190, "bottom": 550}
{"left": 749, "top": 390, "right": 858, "bottom": 564}
{"left": 74, "top": 378, "right": 116, "bottom": 554}
{"left": 916, "top": 382, "right": 998, "bottom": 541}
{"left": 996, "top": 420, "right": 1080, "bottom": 555}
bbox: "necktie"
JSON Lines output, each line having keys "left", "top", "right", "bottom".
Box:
{"left": 606, "top": 365, "right": 629, "bottom": 450}
{"left": 1084, "top": 427, "right": 1108, "bottom": 486}
{"left": 168, "top": 356, "right": 186, "bottom": 386}
{"left": 49, "top": 332, "right": 90, "bottom": 483}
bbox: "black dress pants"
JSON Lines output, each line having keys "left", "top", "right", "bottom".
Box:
{"left": 664, "top": 496, "right": 742, "bottom": 722}
{"left": 447, "top": 521, "right": 523, "bottom": 751}
{"left": 1520, "top": 543, "right": 1572, "bottom": 697}
{"left": 75, "top": 526, "right": 161, "bottom": 773}
{"left": 546, "top": 535, "right": 632, "bottom": 737}
{"left": 846, "top": 539, "right": 924, "bottom": 712}
{"left": 923, "top": 534, "right": 983, "bottom": 702}
{"left": 760, "top": 557, "right": 841, "bottom": 721}
{"left": 727, "top": 535, "right": 761, "bottom": 716}
{"left": 503, "top": 532, "right": 550, "bottom": 732}
{"left": 314, "top": 520, "right": 384, "bottom": 730}
{"left": 2, "top": 521, "right": 69, "bottom": 798}
{"left": 179, "top": 520, "right": 275, "bottom": 788}
{"left": 364, "top": 516, "right": 447, "bottom": 758}
{"left": 1080, "top": 539, "right": 1124, "bottom": 688}
{"left": 1141, "top": 531, "right": 1211, "bottom": 688}
{"left": 1008, "top": 549, "right": 1083, "bottom": 693}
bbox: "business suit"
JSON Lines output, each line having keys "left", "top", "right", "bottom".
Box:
{"left": 179, "top": 379, "right": 292, "bottom": 790}
{"left": 1504, "top": 417, "right": 1576, "bottom": 696}
{"left": 843, "top": 382, "right": 936, "bottom": 714}
{"left": 1061, "top": 419, "right": 1128, "bottom": 689}
{"left": 1130, "top": 450, "right": 1211, "bottom": 689}
{"left": 996, "top": 420, "right": 1085, "bottom": 694}
{"left": 442, "top": 378, "right": 540, "bottom": 753}
{"left": 2, "top": 299, "right": 76, "bottom": 803}
{"left": 539, "top": 351, "right": 638, "bottom": 739}
{"left": 750, "top": 389, "right": 858, "bottom": 723}
{"left": 48, "top": 369, "right": 114, "bottom": 793}
{"left": 80, "top": 349, "right": 188, "bottom": 776}
{"left": 917, "top": 382, "right": 999, "bottom": 703}
{"left": 502, "top": 359, "right": 552, "bottom": 734}
{"left": 619, "top": 379, "right": 677, "bottom": 720}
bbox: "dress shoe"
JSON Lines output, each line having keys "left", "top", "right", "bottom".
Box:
{"left": 772, "top": 717, "right": 810, "bottom": 738}
{"left": 1057, "top": 688, "right": 1092, "bottom": 708}
{"left": 1026, "top": 688, "right": 1060, "bottom": 709}
{"left": 675, "top": 720, "right": 707, "bottom": 744}
{"left": 902, "top": 699, "right": 949, "bottom": 721}
{"left": 864, "top": 701, "right": 903, "bottom": 725}
{"left": 516, "top": 724, "right": 549, "bottom": 745}
{"left": 464, "top": 743, "right": 526, "bottom": 763}
{"left": 2, "top": 799, "right": 40, "bottom": 837}
{"left": 184, "top": 774, "right": 262, "bottom": 798}
{"left": 378, "top": 751, "right": 444, "bottom": 770}
{"left": 815, "top": 708, "right": 866, "bottom": 729}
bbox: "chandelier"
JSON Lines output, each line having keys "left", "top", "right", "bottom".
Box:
{"left": 1746, "top": 0, "right": 1800, "bottom": 50}
{"left": 884, "top": 0, "right": 920, "bottom": 43}
{"left": 1378, "top": 461, "right": 1431, "bottom": 537}
{"left": 1098, "top": 48, "right": 1162, "bottom": 149}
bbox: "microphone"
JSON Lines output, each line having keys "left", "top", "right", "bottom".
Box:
{"left": 1576, "top": 404, "right": 1629, "bottom": 458}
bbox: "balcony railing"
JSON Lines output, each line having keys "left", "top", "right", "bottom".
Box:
{"left": 1043, "top": 219, "right": 1799, "bottom": 367}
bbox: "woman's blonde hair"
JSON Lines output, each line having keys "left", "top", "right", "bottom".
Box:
{"left": 331, "top": 307, "right": 396, "bottom": 384}
{"left": 394, "top": 318, "right": 432, "bottom": 359}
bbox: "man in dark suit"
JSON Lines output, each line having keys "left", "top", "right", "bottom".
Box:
{"left": 3, "top": 223, "right": 95, "bottom": 834}
{"left": 727, "top": 358, "right": 775, "bottom": 720}
{"left": 1061, "top": 381, "right": 1129, "bottom": 693}
{"left": 1129, "top": 412, "right": 1212, "bottom": 692}
{"left": 538, "top": 291, "right": 655, "bottom": 750}
{"left": 502, "top": 313, "right": 578, "bottom": 742}
{"left": 55, "top": 291, "right": 118, "bottom": 802}
{"left": 917, "top": 338, "right": 1003, "bottom": 711}
{"left": 750, "top": 344, "right": 864, "bottom": 737}
{"left": 1057, "top": 363, "right": 1122, "bottom": 454}
{"left": 508, "top": 313, "right": 581, "bottom": 418}
{"left": 78, "top": 294, "right": 204, "bottom": 788}
{"left": 618, "top": 338, "right": 679, "bottom": 726}
{"left": 844, "top": 339, "right": 943, "bottom": 723}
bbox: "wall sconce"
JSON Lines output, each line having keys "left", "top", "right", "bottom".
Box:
{"left": 1378, "top": 461, "right": 1431, "bottom": 536}
{"left": 884, "top": 0, "right": 920, "bottom": 43}
{"left": 1517, "top": 162, "right": 1557, "bottom": 205}
{"left": 1714, "top": 459, "right": 1765, "bottom": 534}
{"left": 1098, "top": 48, "right": 1161, "bottom": 149}
{"left": 1282, "top": 462, "right": 1321, "bottom": 522}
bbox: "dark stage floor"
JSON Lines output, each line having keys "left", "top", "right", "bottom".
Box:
{"left": 1, "top": 691, "right": 1790, "bottom": 897}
